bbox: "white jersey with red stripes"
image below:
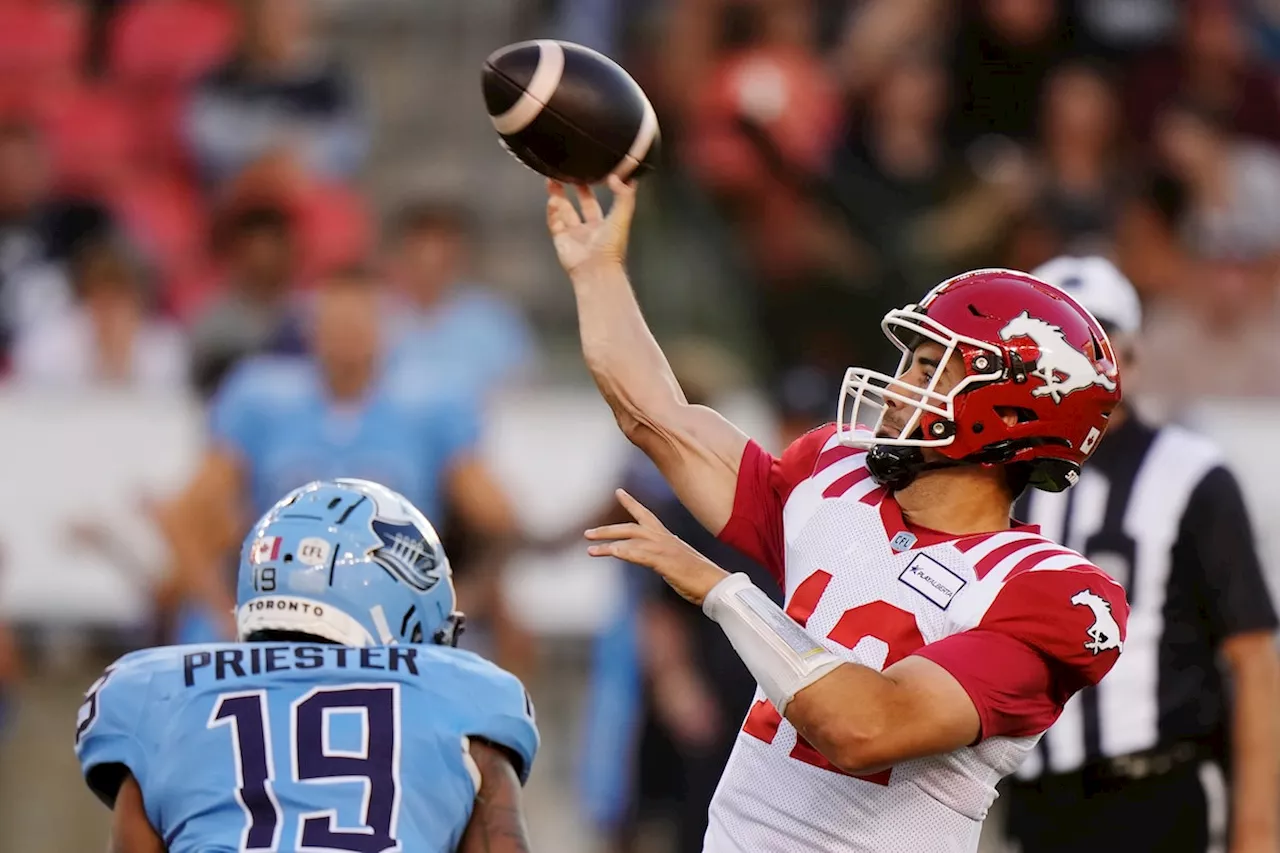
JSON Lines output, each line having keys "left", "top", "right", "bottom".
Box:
{"left": 705, "top": 424, "right": 1128, "bottom": 853}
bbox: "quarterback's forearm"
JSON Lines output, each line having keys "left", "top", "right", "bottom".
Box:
{"left": 569, "top": 261, "right": 688, "bottom": 436}
{"left": 704, "top": 573, "right": 980, "bottom": 774}
{"left": 569, "top": 262, "right": 747, "bottom": 532}
{"left": 1224, "top": 632, "right": 1280, "bottom": 846}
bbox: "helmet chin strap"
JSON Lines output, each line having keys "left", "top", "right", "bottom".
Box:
{"left": 865, "top": 444, "right": 970, "bottom": 491}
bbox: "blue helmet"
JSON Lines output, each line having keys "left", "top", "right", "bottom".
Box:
{"left": 235, "top": 478, "right": 463, "bottom": 647}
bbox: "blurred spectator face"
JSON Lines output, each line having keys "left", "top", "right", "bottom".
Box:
{"left": 242, "top": 0, "right": 311, "bottom": 68}
{"left": 872, "top": 54, "right": 947, "bottom": 131}
{"left": 223, "top": 208, "right": 295, "bottom": 296}
{"left": 74, "top": 242, "right": 145, "bottom": 338}
{"left": 1185, "top": 0, "right": 1244, "bottom": 67}
{"left": 392, "top": 207, "right": 469, "bottom": 307}
{"left": 1043, "top": 64, "right": 1118, "bottom": 153}
{"left": 1155, "top": 105, "right": 1221, "bottom": 179}
{"left": 311, "top": 270, "right": 381, "bottom": 384}
{"left": 0, "top": 125, "right": 48, "bottom": 219}
{"left": 982, "top": 0, "right": 1058, "bottom": 44}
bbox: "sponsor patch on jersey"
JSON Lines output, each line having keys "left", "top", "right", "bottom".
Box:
{"left": 899, "top": 554, "right": 966, "bottom": 609}
{"left": 297, "top": 537, "right": 330, "bottom": 566}
{"left": 250, "top": 536, "right": 282, "bottom": 565}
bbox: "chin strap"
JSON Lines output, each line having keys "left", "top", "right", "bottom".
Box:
{"left": 865, "top": 445, "right": 968, "bottom": 490}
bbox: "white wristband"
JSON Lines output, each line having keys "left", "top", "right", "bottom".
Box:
{"left": 702, "top": 573, "right": 842, "bottom": 715}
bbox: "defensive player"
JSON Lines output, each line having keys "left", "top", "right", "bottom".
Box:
{"left": 548, "top": 177, "right": 1128, "bottom": 853}
{"left": 75, "top": 478, "right": 538, "bottom": 853}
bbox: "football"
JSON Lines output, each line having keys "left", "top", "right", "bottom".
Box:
{"left": 482, "top": 39, "right": 660, "bottom": 185}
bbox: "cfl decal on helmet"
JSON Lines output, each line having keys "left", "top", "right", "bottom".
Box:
{"left": 370, "top": 519, "right": 444, "bottom": 592}
{"left": 998, "top": 311, "right": 1116, "bottom": 404}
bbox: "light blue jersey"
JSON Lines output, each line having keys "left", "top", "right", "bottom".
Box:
{"left": 211, "top": 357, "right": 481, "bottom": 519}
{"left": 76, "top": 642, "right": 538, "bottom": 853}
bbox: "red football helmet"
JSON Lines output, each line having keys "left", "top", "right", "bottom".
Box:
{"left": 837, "top": 268, "right": 1122, "bottom": 492}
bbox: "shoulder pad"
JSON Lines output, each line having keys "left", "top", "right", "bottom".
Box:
{"left": 432, "top": 649, "right": 539, "bottom": 784}
{"left": 74, "top": 649, "right": 167, "bottom": 806}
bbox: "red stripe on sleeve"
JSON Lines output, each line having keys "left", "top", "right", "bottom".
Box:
{"left": 814, "top": 444, "right": 864, "bottom": 475}
{"left": 973, "top": 538, "right": 1041, "bottom": 579}
{"left": 1005, "top": 547, "right": 1079, "bottom": 581}
{"left": 822, "top": 467, "right": 871, "bottom": 498}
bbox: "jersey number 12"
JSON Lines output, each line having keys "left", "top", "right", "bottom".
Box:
{"left": 742, "top": 570, "right": 925, "bottom": 784}
{"left": 209, "top": 683, "right": 401, "bottom": 853}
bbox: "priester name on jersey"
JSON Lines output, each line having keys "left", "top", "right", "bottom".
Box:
{"left": 549, "top": 177, "right": 1129, "bottom": 853}
{"left": 75, "top": 479, "right": 539, "bottom": 853}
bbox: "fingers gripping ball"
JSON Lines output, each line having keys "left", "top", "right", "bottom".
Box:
{"left": 483, "top": 39, "right": 661, "bottom": 184}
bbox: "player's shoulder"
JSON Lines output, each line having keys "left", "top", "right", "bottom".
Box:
{"left": 952, "top": 535, "right": 1128, "bottom": 682}
{"left": 776, "top": 423, "right": 866, "bottom": 480}
{"left": 416, "top": 646, "right": 531, "bottom": 712}
{"left": 74, "top": 646, "right": 190, "bottom": 806}
{"left": 414, "top": 646, "right": 540, "bottom": 782}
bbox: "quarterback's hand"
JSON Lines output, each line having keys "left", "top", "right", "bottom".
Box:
{"left": 585, "top": 489, "right": 729, "bottom": 607}
{"left": 546, "top": 176, "right": 636, "bottom": 275}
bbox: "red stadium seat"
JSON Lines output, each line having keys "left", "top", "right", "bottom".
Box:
{"left": 164, "top": 262, "right": 222, "bottom": 324}
{"left": 43, "top": 86, "right": 141, "bottom": 193}
{"left": 297, "top": 183, "right": 372, "bottom": 280}
{"left": 109, "top": 0, "right": 238, "bottom": 87}
{"left": 113, "top": 174, "right": 208, "bottom": 284}
{"left": 0, "top": 2, "right": 85, "bottom": 80}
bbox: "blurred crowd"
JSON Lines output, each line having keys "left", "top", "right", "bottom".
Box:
{"left": 0, "top": 0, "right": 1279, "bottom": 850}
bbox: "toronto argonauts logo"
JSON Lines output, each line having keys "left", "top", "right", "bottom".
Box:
{"left": 370, "top": 519, "right": 444, "bottom": 592}
{"left": 999, "top": 311, "right": 1117, "bottom": 403}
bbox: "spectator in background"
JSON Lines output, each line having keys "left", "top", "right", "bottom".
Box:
{"left": 190, "top": 204, "right": 305, "bottom": 398}
{"left": 386, "top": 201, "right": 538, "bottom": 400}
{"left": 1126, "top": 0, "right": 1280, "bottom": 147}
{"left": 951, "top": 0, "right": 1070, "bottom": 145}
{"left": 1155, "top": 99, "right": 1280, "bottom": 266}
{"left": 830, "top": 48, "right": 1023, "bottom": 295}
{"left": 155, "top": 265, "right": 531, "bottom": 671}
{"left": 0, "top": 122, "right": 112, "bottom": 360}
{"left": 185, "top": 0, "right": 368, "bottom": 188}
{"left": 1034, "top": 61, "right": 1128, "bottom": 254}
{"left": 10, "top": 238, "right": 187, "bottom": 390}
{"left": 1132, "top": 99, "right": 1280, "bottom": 398}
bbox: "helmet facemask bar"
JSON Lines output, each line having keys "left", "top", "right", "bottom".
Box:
{"left": 837, "top": 308, "right": 1005, "bottom": 449}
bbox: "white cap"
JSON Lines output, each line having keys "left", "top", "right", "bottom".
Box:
{"left": 1031, "top": 255, "right": 1143, "bottom": 335}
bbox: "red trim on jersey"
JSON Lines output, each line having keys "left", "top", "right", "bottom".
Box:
{"left": 1006, "top": 547, "right": 1078, "bottom": 580}
{"left": 717, "top": 425, "right": 837, "bottom": 589}
{"left": 822, "top": 466, "right": 871, "bottom": 498}
{"left": 914, "top": 630, "right": 1063, "bottom": 740}
{"left": 860, "top": 485, "right": 888, "bottom": 506}
{"left": 914, "top": 566, "right": 1129, "bottom": 740}
{"left": 953, "top": 524, "right": 1041, "bottom": 553}
{"left": 973, "top": 538, "right": 1042, "bottom": 579}
{"left": 814, "top": 443, "right": 864, "bottom": 476}
{"left": 786, "top": 570, "right": 832, "bottom": 628}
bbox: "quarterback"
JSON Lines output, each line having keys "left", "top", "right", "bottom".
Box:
{"left": 548, "top": 177, "right": 1128, "bottom": 853}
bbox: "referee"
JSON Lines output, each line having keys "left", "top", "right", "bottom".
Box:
{"left": 1003, "top": 256, "right": 1280, "bottom": 853}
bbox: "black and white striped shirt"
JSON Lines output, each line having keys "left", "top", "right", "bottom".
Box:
{"left": 1013, "top": 416, "right": 1278, "bottom": 777}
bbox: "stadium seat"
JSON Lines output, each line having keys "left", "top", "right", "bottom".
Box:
{"left": 0, "top": 1, "right": 85, "bottom": 82}
{"left": 113, "top": 174, "right": 208, "bottom": 285}
{"left": 43, "top": 85, "right": 140, "bottom": 193}
{"left": 297, "top": 183, "right": 373, "bottom": 281}
{"left": 109, "top": 0, "right": 238, "bottom": 87}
